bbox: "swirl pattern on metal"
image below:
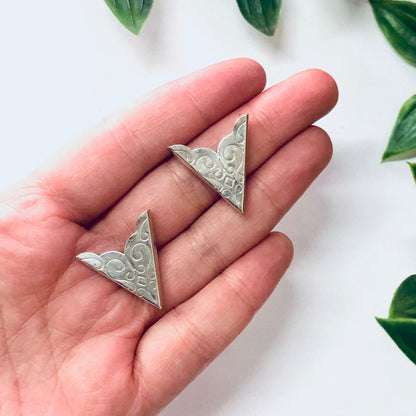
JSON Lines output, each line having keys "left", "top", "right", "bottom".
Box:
{"left": 170, "top": 115, "right": 247, "bottom": 213}
{"left": 76, "top": 211, "right": 161, "bottom": 308}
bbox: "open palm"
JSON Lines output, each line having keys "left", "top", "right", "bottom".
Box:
{"left": 0, "top": 59, "right": 337, "bottom": 416}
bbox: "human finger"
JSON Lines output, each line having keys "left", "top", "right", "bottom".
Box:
{"left": 131, "top": 232, "right": 293, "bottom": 415}
{"left": 156, "top": 126, "right": 332, "bottom": 310}
{"left": 91, "top": 69, "right": 337, "bottom": 246}
{"left": 24, "top": 58, "right": 266, "bottom": 223}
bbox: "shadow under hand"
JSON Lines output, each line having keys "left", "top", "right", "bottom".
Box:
{"left": 161, "top": 282, "right": 296, "bottom": 416}
{"left": 162, "top": 185, "right": 331, "bottom": 415}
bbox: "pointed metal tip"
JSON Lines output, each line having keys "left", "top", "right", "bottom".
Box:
{"left": 228, "top": 199, "right": 244, "bottom": 214}
{"left": 145, "top": 298, "right": 162, "bottom": 309}
{"left": 239, "top": 199, "right": 245, "bottom": 214}
{"left": 235, "top": 205, "right": 244, "bottom": 214}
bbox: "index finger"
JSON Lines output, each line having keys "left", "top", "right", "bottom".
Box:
{"left": 30, "top": 59, "right": 267, "bottom": 224}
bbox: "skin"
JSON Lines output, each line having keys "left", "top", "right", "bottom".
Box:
{"left": 0, "top": 59, "right": 338, "bottom": 416}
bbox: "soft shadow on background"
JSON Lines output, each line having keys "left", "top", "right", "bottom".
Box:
{"left": 162, "top": 139, "right": 416, "bottom": 415}
{"left": 161, "top": 170, "right": 332, "bottom": 415}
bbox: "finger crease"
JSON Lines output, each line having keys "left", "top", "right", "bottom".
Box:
{"left": 222, "top": 269, "right": 258, "bottom": 316}
{"left": 250, "top": 174, "right": 283, "bottom": 219}
{"left": 186, "top": 223, "right": 230, "bottom": 281}
{"left": 170, "top": 306, "right": 215, "bottom": 363}
{"left": 177, "top": 82, "right": 213, "bottom": 127}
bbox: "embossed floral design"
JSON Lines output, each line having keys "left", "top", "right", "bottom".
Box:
{"left": 77, "top": 211, "right": 161, "bottom": 308}
{"left": 170, "top": 115, "right": 247, "bottom": 213}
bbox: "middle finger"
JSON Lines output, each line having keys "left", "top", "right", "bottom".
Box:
{"left": 90, "top": 69, "right": 337, "bottom": 247}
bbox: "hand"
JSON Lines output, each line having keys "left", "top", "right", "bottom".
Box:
{"left": 0, "top": 59, "right": 337, "bottom": 416}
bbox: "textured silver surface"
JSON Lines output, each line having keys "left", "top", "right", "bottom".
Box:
{"left": 170, "top": 115, "right": 247, "bottom": 213}
{"left": 77, "top": 211, "right": 161, "bottom": 308}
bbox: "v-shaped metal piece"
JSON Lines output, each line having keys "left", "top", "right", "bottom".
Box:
{"left": 170, "top": 115, "right": 247, "bottom": 213}
{"left": 77, "top": 211, "right": 161, "bottom": 309}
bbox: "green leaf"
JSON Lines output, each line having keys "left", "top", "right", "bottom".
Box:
{"left": 377, "top": 275, "right": 416, "bottom": 364}
{"left": 376, "top": 318, "right": 416, "bottom": 364}
{"left": 370, "top": 0, "right": 416, "bottom": 66}
{"left": 104, "top": 0, "right": 153, "bottom": 34}
{"left": 389, "top": 275, "right": 416, "bottom": 318}
{"left": 382, "top": 95, "right": 416, "bottom": 162}
{"left": 407, "top": 162, "right": 416, "bottom": 182}
{"left": 237, "top": 0, "right": 282, "bottom": 36}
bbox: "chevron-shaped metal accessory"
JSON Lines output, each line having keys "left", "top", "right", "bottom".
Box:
{"left": 170, "top": 114, "right": 247, "bottom": 213}
{"left": 76, "top": 210, "right": 162, "bottom": 309}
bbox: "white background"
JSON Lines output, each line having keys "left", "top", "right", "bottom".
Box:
{"left": 1, "top": 1, "right": 415, "bottom": 414}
